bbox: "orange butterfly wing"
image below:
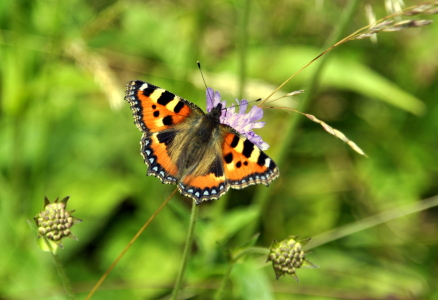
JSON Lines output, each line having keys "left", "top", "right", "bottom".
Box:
{"left": 222, "top": 131, "right": 279, "bottom": 189}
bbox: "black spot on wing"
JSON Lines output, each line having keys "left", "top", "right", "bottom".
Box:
{"left": 224, "top": 153, "right": 233, "bottom": 164}
{"left": 162, "top": 115, "right": 173, "bottom": 125}
{"left": 157, "top": 90, "right": 174, "bottom": 106}
{"left": 153, "top": 111, "right": 160, "bottom": 118}
{"left": 242, "top": 139, "right": 254, "bottom": 158}
{"left": 236, "top": 161, "right": 242, "bottom": 168}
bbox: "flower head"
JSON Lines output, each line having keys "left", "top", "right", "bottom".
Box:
{"left": 267, "top": 235, "right": 318, "bottom": 282}
{"left": 206, "top": 88, "right": 270, "bottom": 150}
{"left": 33, "top": 196, "right": 82, "bottom": 251}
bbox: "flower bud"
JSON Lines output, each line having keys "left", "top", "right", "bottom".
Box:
{"left": 33, "top": 196, "right": 82, "bottom": 250}
{"left": 267, "top": 235, "right": 318, "bottom": 282}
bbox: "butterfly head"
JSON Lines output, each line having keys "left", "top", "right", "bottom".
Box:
{"left": 208, "top": 102, "right": 223, "bottom": 121}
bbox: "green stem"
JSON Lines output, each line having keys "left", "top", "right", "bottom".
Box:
{"left": 275, "top": 0, "right": 360, "bottom": 165}
{"left": 309, "top": 194, "right": 438, "bottom": 249}
{"left": 51, "top": 252, "right": 75, "bottom": 299}
{"left": 40, "top": 236, "right": 75, "bottom": 299}
{"left": 86, "top": 190, "right": 176, "bottom": 299}
{"left": 242, "top": 0, "right": 360, "bottom": 239}
{"left": 238, "top": 0, "right": 250, "bottom": 99}
{"left": 214, "top": 262, "right": 233, "bottom": 300}
{"left": 233, "top": 247, "right": 269, "bottom": 261}
{"left": 214, "top": 0, "right": 251, "bottom": 221}
{"left": 214, "top": 247, "right": 268, "bottom": 300}
{"left": 28, "top": 220, "right": 74, "bottom": 298}
{"left": 171, "top": 200, "right": 199, "bottom": 300}
{"left": 216, "top": 195, "right": 438, "bottom": 299}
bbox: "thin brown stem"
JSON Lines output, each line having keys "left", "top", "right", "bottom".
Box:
{"left": 85, "top": 189, "right": 177, "bottom": 300}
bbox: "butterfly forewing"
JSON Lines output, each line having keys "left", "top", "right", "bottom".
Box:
{"left": 125, "top": 80, "right": 203, "bottom": 134}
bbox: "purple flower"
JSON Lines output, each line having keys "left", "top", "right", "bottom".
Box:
{"left": 206, "top": 88, "right": 270, "bottom": 150}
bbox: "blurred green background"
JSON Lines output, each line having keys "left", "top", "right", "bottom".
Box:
{"left": 1, "top": 0, "right": 437, "bottom": 299}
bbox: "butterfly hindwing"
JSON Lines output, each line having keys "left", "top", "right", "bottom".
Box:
{"left": 178, "top": 153, "right": 230, "bottom": 204}
{"left": 141, "top": 133, "right": 178, "bottom": 184}
{"left": 221, "top": 128, "right": 279, "bottom": 189}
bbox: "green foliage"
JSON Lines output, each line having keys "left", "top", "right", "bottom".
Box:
{"left": 1, "top": 0, "right": 437, "bottom": 299}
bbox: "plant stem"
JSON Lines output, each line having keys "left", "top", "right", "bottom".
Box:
{"left": 214, "top": 247, "right": 269, "bottom": 300}
{"left": 238, "top": 0, "right": 250, "bottom": 99}
{"left": 51, "top": 252, "right": 75, "bottom": 299}
{"left": 40, "top": 235, "right": 75, "bottom": 299}
{"left": 215, "top": 195, "right": 438, "bottom": 299}
{"left": 309, "top": 194, "right": 438, "bottom": 249}
{"left": 243, "top": 0, "right": 360, "bottom": 239}
{"left": 274, "top": 0, "right": 360, "bottom": 166}
{"left": 171, "top": 200, "right": 199, "bottom": 300}
{"left": 214, "top": 262, "right": 233, "bottom": 300}
{"left": 86, "top": 189, "right": 176, "bottom": 299}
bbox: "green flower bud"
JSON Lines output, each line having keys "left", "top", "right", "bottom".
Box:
{"left": 33, "top": 196, "right": 82, "bottom": 250}
{"left": 267, "top": 235, "right": 318, "bottom": 282}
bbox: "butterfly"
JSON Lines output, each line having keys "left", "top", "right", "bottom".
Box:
{"left": 124, "top": 80, "right": 279, "bottom": 204}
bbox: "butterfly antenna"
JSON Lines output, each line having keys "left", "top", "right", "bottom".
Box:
{"left": 197, "top": 62, "right": 260, "bottom": 111}
{"left": 224, "top": 98, "right": 262, "bottom": 114}
{"left": 197, "top": 61, "right": 208, "bottom": 89}
{"left": 239, "top": 98, "right": 262, "bottom": 107}
{"left": 197, "top": 61, "right": 214, "bottom": 103}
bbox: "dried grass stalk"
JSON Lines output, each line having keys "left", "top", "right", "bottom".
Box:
{"left": 262, "top": 103, "right": 366, "bottom": 156}
{"left": 259, "top": 1, "right": 437, "bottom": 156}
{"left": 353, "top": 1, "right": 437, "bottom": 40}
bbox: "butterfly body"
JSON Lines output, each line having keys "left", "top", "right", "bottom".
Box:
{"left": 125, "top": 80, "right": 279, "bottom": 204}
